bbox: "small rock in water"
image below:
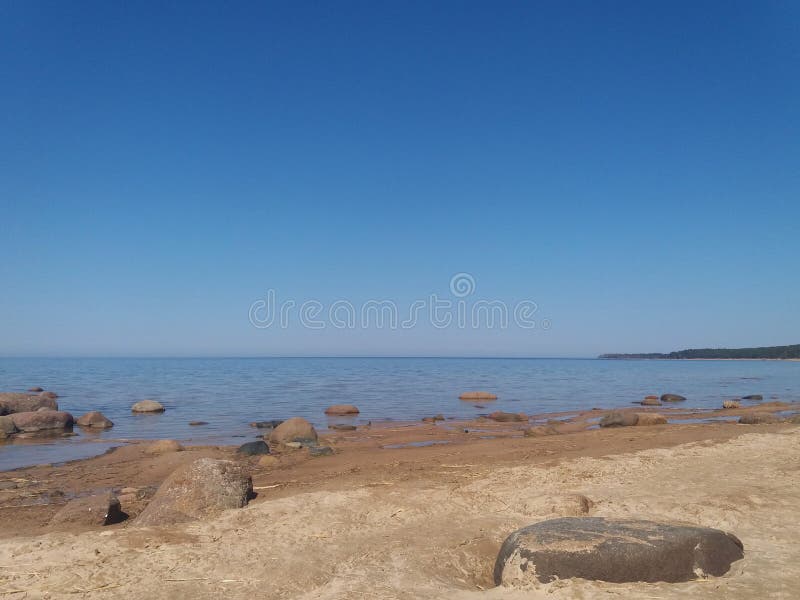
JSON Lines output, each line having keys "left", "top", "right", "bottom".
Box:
{"left": 28, "top": 387, "right": 44, "bottom": 392}
{"left": 640, "top": 396, "right": 662, "bottom": 406}
{"left": 739, "top": 412, "right": 778, "bottom": 424}
{"left": 459, "top": 391, "right": 498, "bottom": 401}
{"left": 742, "top": 394, "right": 763, "bottom": 401}
{"left": 329, "top": 424, "right": 357, "bottom": 431}
{"left": 488, "top": 411, "right": 528, "bottom": 422}
{"left": 324, "top": 404, "right": 360, "bottom": 415}
{"left": 599, "top": 411, "right": 639, "bottom": 427}
{"left": 494, "top": 517, "right": 743, "bottom": 585}
{"left": 268, "top": 417, "right": 318, "bottom": 446}
{"left": 237, "top": 440, "right": 270, "bottom": 456}
{"left": 76, "top": 411, "right": 114, "bottom": 429}
{"left": 249, "top": 420, "right": 284, "bottom": 429}
{"left": 660, "top": 393, "right": 686, "bottom": 402}
{"left": 723, "top": 400, "right": 741, "bottom": 409}
{"left": 131, "top": 400, "right": 165, "bottom": 413}
{"left": 189, "top": 421, "right": 209, "bottom": 426}
{"left": 144, "top": 440, "right": 184, "bottom": 455}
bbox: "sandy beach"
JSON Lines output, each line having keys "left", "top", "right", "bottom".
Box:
{"left": 1, "top": 405, "right": 799, "bottom": 599}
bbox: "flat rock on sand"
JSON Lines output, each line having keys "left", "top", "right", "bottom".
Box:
{"left": 459, "top": 391, "right": 497, "bottom": 401}
{"left": 10, "top": 410, "right": 73, "bottom": 432}
{"left": 599, "top": 411, "right": 639, "bottom": 427}
{"left": 144, "top": 440, "right": 184, "bottom": 455}
{"left": 50, "top": 493, "right": 124, "bottom": 527}
{"left": 131, "top": 400, "right": 165, "bottom": 413}
{"left": 488, "top": 411, "right": 528, "bottom": 422}
{"left": 494, "top": 517, "right": 744, "bottom": 585}
{"left": 136, "top": 458, "right": 253, "bottom": 526}
{"left": 739, "top": 412, "right": 779, "bottom": 424}
{"left": 324, "top": 404, "right": 359, "bottom": 415}
{"left": 636, "top": 412, "right": 667, "bottom": 426}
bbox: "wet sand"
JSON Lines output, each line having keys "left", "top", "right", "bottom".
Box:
{"left": 1, "top": 403, "right": 799, "bottom": 598}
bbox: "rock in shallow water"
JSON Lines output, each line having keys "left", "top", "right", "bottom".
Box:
{"left": 459, "top": 391, "right": 497, "bottom": 401}
{"left": 136, "top": 458, "right": 252, "bottom": 526}
{"left": 660, "top": 393, "right": 686, "bottom": 403}
{"left": 640, "top": 396, "right": 662, "bottom": 406}
{"left": 0, "top": 392, "right": 59, "bottom": 414}
{"left": 324, "top": 404, "right": 360, "bottom": 415}
{"left": 131, "top": 400, "right": 165, "bottom": 413}
{"left": 76, "top": 411, "right": 114, "bottom": 429}
{"left": 268, "top": 417, "right": 318, "bottom": 446}
{"left": 723, "top": 400, "right": 741, "bottom": 409}
{"left": 10, "top": 411, "right": 73, "bottom": 433}
{"left": 494, "top": 517, "right": 744, "bottom": 585}
{"left": 599, "top": 411, "right": 638, "bottom": 427}
{"left": 488, "top": 411, "right": 528, "bottom": 422}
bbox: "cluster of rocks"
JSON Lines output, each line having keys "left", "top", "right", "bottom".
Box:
{"left": 638, "top": 393, "right": 686, "bottom": 407}
{"left": 599, "top": 411, "right": 667, "bottom": 428}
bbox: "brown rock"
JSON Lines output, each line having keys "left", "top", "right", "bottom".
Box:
{"left": 660, "top": 394, "right": 687, "bottom": 403}
{"left": 0, "top": 415, "right": 18, "bottom": 439}
{"left": 329, "top": 424, "right": 357, "bottom": 431}
{"left": 136, "top": 458, "right": 252, "bottom": 526}
{"left": 0, "top": 392, "right": 59, "bottom": 414}
{"left": 28, "top": 387, "right": 44, "bottom": 392}
{"left": 39, "top": 391, "right": 58, "bottom": 400}
{"left": 50, "top": 492, "right": 124, "bottom": 527}
{"left": 144, "top": 440, "right": 184, "bottom": 455}
{"left": 324, "top": 404, "right": 360, "bottom": 415}
{"left": 488, "top": 411, "right": 529, "bottom": 423}
{"left": 599, "top": 411, "right": 639, "bottom": 427}
{"left": 739, "top": 412, "right": 778, "bottom": 425}
{"left": 268, "top": 417, "right": 318, "bottom": 446}
{"left": 459, "top": 391, "right": 498, "bottom": 401}
{"left": 131, "top": 399, "right": 165, "bottom": 413}
{"left": 722, "top": 400, "right": 741, "bottom": 409}
{"left": 258, "top": 455, "right": 279, "bottom": 468}
{"left": 635, "top": 413, "right": 667, "bottom": 426}
{"left": 494, "top": 517, "right": 744, "bottom": 585}
{"left": 76, "top": 411, "right": 114, "bottom": 429}
{"left": 524, "top": 425, "right": 559, "bottom": 437}
{"left": 641, "top": 396, "right": 662, "bottom": 406}
{"left": 10, "top": 411, "right": 73, "bottom": 433}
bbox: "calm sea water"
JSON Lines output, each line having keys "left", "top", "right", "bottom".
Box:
{"left": 1, "top": 357, "right": 798, "bottom": 470}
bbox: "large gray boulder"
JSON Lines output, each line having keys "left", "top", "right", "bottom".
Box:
{"left": 494, "top": 517, "right": 743, "bottom": 585}
{"left": 136, "top": 459, "right": 252, "bottom": 526}
{"left": 0, "top": 392, "right": 59, "bottom": 414}
{"left": 10, "top": 410, "right": 73, "bottom": 433}
{"left": 50, "top": 493, "right": 124, "bottom": 527}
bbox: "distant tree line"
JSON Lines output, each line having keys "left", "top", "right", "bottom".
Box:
{"left": 599, "top": 344, "right": 800, "bottom": 360}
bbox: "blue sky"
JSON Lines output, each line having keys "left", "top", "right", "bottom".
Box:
{"left": 1, "top": 1, "right": 798, "bottom": 357}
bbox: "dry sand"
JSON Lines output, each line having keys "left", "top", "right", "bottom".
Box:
{"left": 1, "top": 420, "right": 799, "bottom": 598}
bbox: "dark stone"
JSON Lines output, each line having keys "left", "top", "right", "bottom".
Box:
{"left": 742, "top": 394, "right": 763, "bottom": 401}
{"left": 599, "top": 411, "right": 639, "bottom": 427}
{"left": 249, "top": 420, "right": 284, "bottom": 429}
{"left": 309, "top": 446, "right": 333, "bottom": 457}
{"left": 494, "top": 517, "right": 743, "bottom": 585}
{"left": 738, "top": 412, "right": 778, "bottom": 424}
{"left": 330, "top": 424, "right": 357, "bottom": 431}
{"left": 237, "top": 440, "right": 271, "bottom": 456}
{"left": 28, "top": 387, "right": 44, "bottom": 392}
{"left": 189, "top": 421, "right": 209, "bottom": 426}
{"left": 50, "top": 492, "right": 125, "bottom": 527}
{"left": 660, "top": 394, "right": 686, "bottom": 403}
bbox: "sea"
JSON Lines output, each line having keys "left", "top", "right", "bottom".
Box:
{"left": 1, "top": 357, "right": 798, "bottom": 471}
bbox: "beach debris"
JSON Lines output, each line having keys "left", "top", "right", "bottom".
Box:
{"left": 640, "top": 396, "right": 662, "bottom": 406}
{"left": 50, "top": 492, "right": 125, "bottom": 527}
{"left": 742, "top": 394, "right": 763, "bottom": 401}
{"left": 722, "top": 400, "right": 741, "bottom": 409}
{"left": 0, "top": 392, "right": 59, "bottom": 414}
{"left": 131, "top": 399, "right": 165, "bottom": 413}
{"left": 324, "top": 404, "right": 360, "bottom": 415}
{"left": 268, "top": 417, "right": 318, "bottom": 447}
{"left": 523, "top": 425, "right": 559, "bottom": 437}
{"left": 136, "top": 458, "right": 253, "bottom": 526}
{"left": 660, "top": 393, "right": 686, "bottom": 403}
{"left": 249, "top": 420, "right": 283, "bottom": 429}
{"left": 0, "top": 416, "right": 18, "bottom": 439}
{"left": 488, "top": 411, "right": 528, "bottom": 423}
{"left": 237, "top": 440, "right": 270, "bottom": 456}
{"left": 144, "top": 440, "right": 184, "bottom": 455}
{"left": 635, "top": 412, "right": 667, "bottom": 426}
{"left": 599, "top": 411, "right": 638, "bottom": 427}
{"left": 739, "top": 412, "right": 778, "bottom": 424}
{"left": 189, "top": 421, "right": 209, "bottom": 426}
{"left": 494, "top": 517, "right": 744, "bottom": 585}
{"left": 329, "top": 423, "right": 357, "bottom": 431}
{"left": 9, "top": 410, "right": 74, "bottom": 433}
{"left": 459, "top": 391, "right": 498, "bottom": 401}
{"left": 76, "top": 411, "right": 114, "bottom": 429}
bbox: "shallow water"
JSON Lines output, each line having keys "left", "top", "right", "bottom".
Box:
{"left": 1, "top": 357, "right": 798, "bottom": 470}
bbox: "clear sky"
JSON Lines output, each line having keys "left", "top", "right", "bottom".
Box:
{"left": 1, "top": 1, "right": 798, "bottom": 357}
